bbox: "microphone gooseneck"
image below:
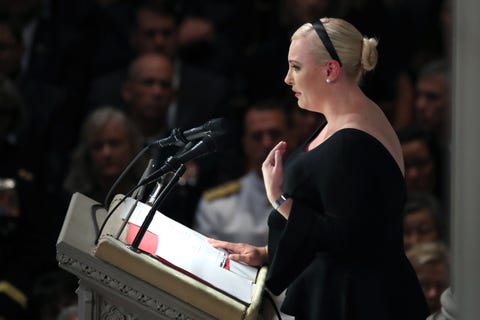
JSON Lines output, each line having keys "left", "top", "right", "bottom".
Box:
{"left": 140, "top": 134, "right": 218, "bottom": 186}
{"left": 150, "top": 118, "right": 228, "bottom": 148}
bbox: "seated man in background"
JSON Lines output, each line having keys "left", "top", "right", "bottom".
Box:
{"left": 194, "top": 100, "right": 289, "bottom": 246}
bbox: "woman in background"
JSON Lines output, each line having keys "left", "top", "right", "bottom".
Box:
{"left": 64, "top": 106, "right": 145, "bottom": 203}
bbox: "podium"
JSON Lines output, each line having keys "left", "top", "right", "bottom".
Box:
{"left": 56, "top": 193, "right": 273, "bottom": 320}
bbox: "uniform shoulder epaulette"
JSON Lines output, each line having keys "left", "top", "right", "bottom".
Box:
{"left": 202, "top": 180, "right": 241, "bottom": 202}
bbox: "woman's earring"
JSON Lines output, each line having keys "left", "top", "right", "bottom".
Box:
{"left": 326, "top": 79, "right": 331, "bottom": 83}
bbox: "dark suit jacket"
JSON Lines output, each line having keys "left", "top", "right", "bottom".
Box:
{"left": 174, "top": 63, "right": 230, "bottom": 129}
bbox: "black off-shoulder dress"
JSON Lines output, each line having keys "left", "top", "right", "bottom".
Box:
{"left": 266, "top": 122, "right": 430, "bottom": 319}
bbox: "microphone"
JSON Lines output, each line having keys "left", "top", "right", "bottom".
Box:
{"left": 140, "top": 134, "right": 218, "bottom": 186}
{"left": 150, "top": 118, "right": 228, "bottom": 148}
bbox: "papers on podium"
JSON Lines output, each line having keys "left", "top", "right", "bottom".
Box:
{"left": 120, "top": 197, "right": 259, "bottom": 304}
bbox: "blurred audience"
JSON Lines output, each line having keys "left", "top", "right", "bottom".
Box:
{"left": 407, "top": 241, "right": 450, "bottom": 314}
{"left": 86, "top": 0, "right": 177, "bottom": 111}
{"left": 427, "top": 286, "right": 457, "bottom": 320}
{"left": 57, "top": 305, "right": 79, "bottom": 320}
{"left": 175, "top": 0, "right": 246, "bottom": 77}
{"left": 381, "top": 0, "right": 452, "bottom": 125}
{"left": 87, "top": 0, "right": 231, "bottom": 130}
{"left": 438, "top": 0, "right": 453, "bottom": 60}
{"left": 25, "top": 270, "right": 78, "bottom": 320}
{"left": 129, "top": 0, "right": 177, "bottom": 59}
{"left": 413, "top": 59, "right": 450, "bottom": 147}
{"left": 290, "top": 106, "right": 325, "bottom": 148}
{"left": 0, "top": 0, "right": 88, "bottom": 90}
{"left": 0, "top": 75, "right": 56, "bottom": 320}
{"left": 0, "top": 16, "right": 72, "bottom": 198}
{"left": 0, "top": 76, "right": 28, "bottom": 262}
{"left": 0, "top": 0, "right": 92, "bottom": 148}
{"left": 0, "top": 18, "right": 23, "bottom": 80}
{"left": 410, "top": 58, "right": 452, "bottom": 212}
{"left": 403, "top": 192, "right": 445, "bottom": 251}
{"left": 398, "top": 125, "right": 446, "bottom": 202}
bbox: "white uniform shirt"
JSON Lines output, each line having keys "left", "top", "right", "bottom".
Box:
{"left": 194, "top": 172, "right": 271, "bottom": 246}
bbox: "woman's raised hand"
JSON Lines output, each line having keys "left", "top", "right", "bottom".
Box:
{"left": 262, "top": 141, "right": 287, "bottom": 205}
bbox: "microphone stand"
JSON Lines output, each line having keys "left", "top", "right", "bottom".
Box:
{"left": 130, "top": 163, "right": 186, "bottom": 252}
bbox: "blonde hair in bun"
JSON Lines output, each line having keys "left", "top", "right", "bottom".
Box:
{"left": 361, "top": 37, "right": 378, "bottom": 72}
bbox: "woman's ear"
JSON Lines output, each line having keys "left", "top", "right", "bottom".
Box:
{"left": 325, "top": 60, "right": 341, "bottom": 82}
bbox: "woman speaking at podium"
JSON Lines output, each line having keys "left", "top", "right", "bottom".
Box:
{"left": 209, "top": 17, "right": 429, "bottom": 319}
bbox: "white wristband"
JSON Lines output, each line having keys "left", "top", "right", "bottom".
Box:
{"left": 272, "top": 194, "right": 289, "bottom": 210}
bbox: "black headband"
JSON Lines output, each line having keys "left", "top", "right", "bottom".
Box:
{"left": 311, "top": 20, "right": 342, "bottom": 66}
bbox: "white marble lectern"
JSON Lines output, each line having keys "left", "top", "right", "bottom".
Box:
{"left": 56, "top": 193, "right": 272, "bottom": 320}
